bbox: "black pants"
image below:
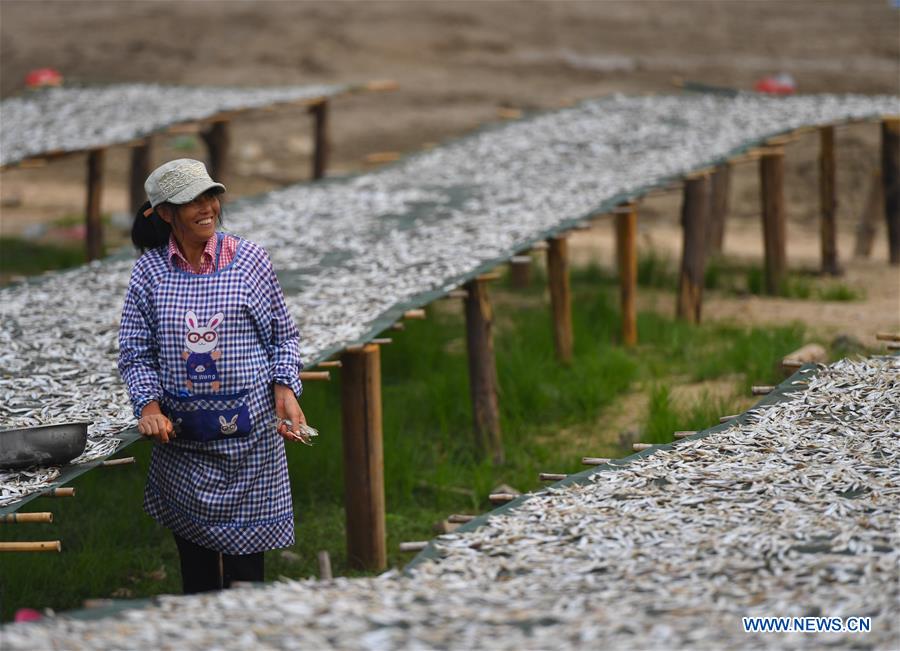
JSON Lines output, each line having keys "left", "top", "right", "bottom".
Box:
{"left": 173, "top": 533, "right": 264, "bottom": 594}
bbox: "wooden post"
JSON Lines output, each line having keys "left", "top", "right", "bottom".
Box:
{"left": 614, "top": 204, "right": 638, "bottom": 346}
{"left": 310, "top": 99, "right": 330, "bottom": 180}
{"left": 463, "top": 278, "right": 504, "bottom": 464}
{"left": 882, "top": 117, "right": 900, "bottom": 265}
{"left": 819, "top": 126, "right": 840, "bottom": 275}
{"left": 85, "top": 149, "right": 105, "bottom": 262}
{"left": 546, "top": 236, "right": 573, "bottom": 363}
{"left": 510, "top": 253, "right": 531, "bottom": 288}
{"left": 760, "top": 148, "right": 788, "bottom": 294}
{"left": 317, "top": 550, "right": 333, "bottom": 580}
{"left": 201, "top": 120, "right": 230, "bottom": 185}
{"left": 706, "top": 163, "right": 731, "bottom": 256}
{"left": 854, "top": 169, "right": 882, "bottom": 258}
{"left": 129, "top": 140, "right": 152, "bottom": 215}
{"left": 339, "top": 343, "right": 386, "bottom": 571}
{"left": 677, "top": 173, "right": 710, "bottom": 323}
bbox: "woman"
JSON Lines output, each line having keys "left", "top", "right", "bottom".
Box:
{"left": 118, "top": 158, "right": 306, "bottom": 594}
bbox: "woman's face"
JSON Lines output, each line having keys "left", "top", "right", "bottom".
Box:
{"left": 161, "top": 191, "right": 221, "bottom": 245}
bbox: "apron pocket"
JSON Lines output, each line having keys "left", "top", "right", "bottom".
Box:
{"left": 162, "top": 390, "right": 252, "bottom": 442}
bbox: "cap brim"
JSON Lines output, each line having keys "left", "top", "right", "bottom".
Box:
{"left": 167, "top": 180, "right": 226, "bottom": 205}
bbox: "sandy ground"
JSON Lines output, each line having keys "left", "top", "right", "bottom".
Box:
{"left": 0, "top": 0, "right": 898, "bottom": 338}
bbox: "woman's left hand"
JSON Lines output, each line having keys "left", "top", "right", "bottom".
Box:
{"left": 274, "top": 384, "right": 306, "bottom": 441}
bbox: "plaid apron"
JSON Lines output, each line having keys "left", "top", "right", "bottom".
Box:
{"left": 140, "top": 235, "right": 295, "bottom": 554}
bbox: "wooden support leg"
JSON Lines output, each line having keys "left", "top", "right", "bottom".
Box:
{"left": 201, "top": 120, "right": 230, "bottom": 185}
{"left": 819, "top": 126, "right": 840, "bottom": 275}
{"left": 85, "top": 149, "right": 105, "bottom": 262}
{"left": 882, "top": 117, "right": 900, "bottom": 265}
{"left": 677, "top": 173, "right": 710, "bottom": 323}
{"left": 129, "top": 141, "right": 152, "bottom": 215}
{"left": 310, "top": 99, "right": 330, "bottom": 180}
{"left": 463, "top": 278, "right": 504, "bottom": 464}
{"left": 760, "top": 148, "right": 787, "bottom": 294}
{"left": 340, "top": 344, "right": 386, "bottom": 571}
{"left": 546, "top": 235, "right": 573, "bottom": 363}
{"left": 615, "top": 204, "right": 638, "bottom": 346}
{"left": 706, "top": 163, "right": 731, "bottom": 256}
{"left": 510, "top": 259, "right": 531, "bottom": 287}
{"left": 854, "top": 169, "right": 882, "bottom": 259}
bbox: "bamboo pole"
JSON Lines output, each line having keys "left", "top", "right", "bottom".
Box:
{"left": 129, "top": 140, "right": 152, "bottom": 215}
{"left": 882, "top": 117, "right": 900, "bottom": 265}
{"left": 632, "top": 443, "right": 653, "bottom": 452}
{"left": 673, "top": 431, "right": 696, "bottom": 439}
{"left": 0, "top": 512, "right": 53, "bottom": 524}
{"left": 41, "top": 487, "right": 74, "bottom": 498}
{"left": 310, "top": 99, "right": 330, "bottom": 180}
{"left": 0, "top": 541, "right": 61, "bottom": 552}
{"left": 403, "top": 309, "right": 427, "bottom": 320}
{"left": 340, "top": 343, "right": 386, "bottom": 571}
{"left": 760, "top": 148, "right": 788, "bottom": 294}
{"left": 463, "top": 277, "right": 504, "bottom": 465}
{"left": 719, "top": 415, "right": 739, "bottom": 423}
{"left": 782, "top": 359, "right": 804, "bottom": 372}
{"left": 448, "top": 289, "right": 469, "bottom": 299}
{"left": 614, "top": 204, "right": 638, "bottom": 346}
{"left": 819, "top": 126, "right": 840, "bottom": 275}
{"left": 317, "top": 360, "right": 342, "bottom": 368}
{"left": 706, "top": 163, "right": 731, "bottom": 256}
{"left": 876, "top": 332, "right": 900, "bottom": 341}
{"left": 201, "top": 120, "right": 230, "bottom": 185}
{"left": 300, "top": 371, "right": 331, "bottom": 381}
{"left": 488, "top": 493, "right": 516, "bottom": 504}
{"left": 538, "top": 473, "right": 567, "bottom": 481}
{"left": 546, "top": 236, "right": 573, "bottom": 364}
{"left": 399, "top": 541, "right": 428, "bottom": 552}
{"left": 677, "top": 173, "right": 710, "bottom": 322}
{"left": 581, "top": 457, "right": 610, "bottom": 466}
{"left": 448, "top": 514, "right": 475, "bottom": 523}
{"left": 101, "top": 457, "right": 135, "bottom": 467}
{"left": 751, "top": 385, "right": 775, "bottom": 395}
{"left": 85, "top": 149, "right": 105, "bottom": 262}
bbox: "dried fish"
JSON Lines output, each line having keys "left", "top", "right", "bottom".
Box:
{"left": 0, "top": 92, "right": 896, "bottom": 513}
{"left": 2, "top": 357, "right": 897, "bottom": 650}
{"left": 0, "top": 83, "right": 349, "bottom": 167}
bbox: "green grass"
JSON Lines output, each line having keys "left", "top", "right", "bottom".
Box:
{"left": 0, "top": 268, "right": 811, "bottom": 620}
{"left": 0, "top": 237, "right": 87, "bottom": 277}
{"left": 628, "top": 250, "right": 865, "bottom": 302}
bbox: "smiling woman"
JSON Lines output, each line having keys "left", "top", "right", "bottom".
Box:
{"left": 120, "top": 158, "right": 311, "bottom": 595}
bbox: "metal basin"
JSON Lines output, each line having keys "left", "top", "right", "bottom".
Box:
{"left": 0, "top": 422, "right": 90, "bottom": 470}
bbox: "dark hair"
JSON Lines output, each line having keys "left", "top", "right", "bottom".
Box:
{"left": 130, "top": 191, "right": 225, "bottom": 252}
{"left": 131, "top": 201, "right": 172, "bottom": 252}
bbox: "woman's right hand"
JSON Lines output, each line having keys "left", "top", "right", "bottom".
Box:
{"left": 139, "top": 401, "right": 175, "bottom": 443}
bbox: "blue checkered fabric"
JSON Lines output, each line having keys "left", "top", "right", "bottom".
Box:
{"left": 118, "top": 233, "right": 302, "bottom": 554}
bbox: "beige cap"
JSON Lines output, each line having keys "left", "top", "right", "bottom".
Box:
{"left": 145, "top": 159, "right": 225, "bottom": 208}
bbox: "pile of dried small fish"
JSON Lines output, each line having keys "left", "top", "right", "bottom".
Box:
{"left": 4, "top": 356, "right": 897, "bottom": 650}
{"left": 0, "top": 82, "right": 348, "bottom": 166}
{"left": 1, "top": 93, "right": 896, "bottom": 507}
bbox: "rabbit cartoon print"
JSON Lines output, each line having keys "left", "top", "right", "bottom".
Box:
{"left": 182, "top": 310, "right": 224, "bottom": 391}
